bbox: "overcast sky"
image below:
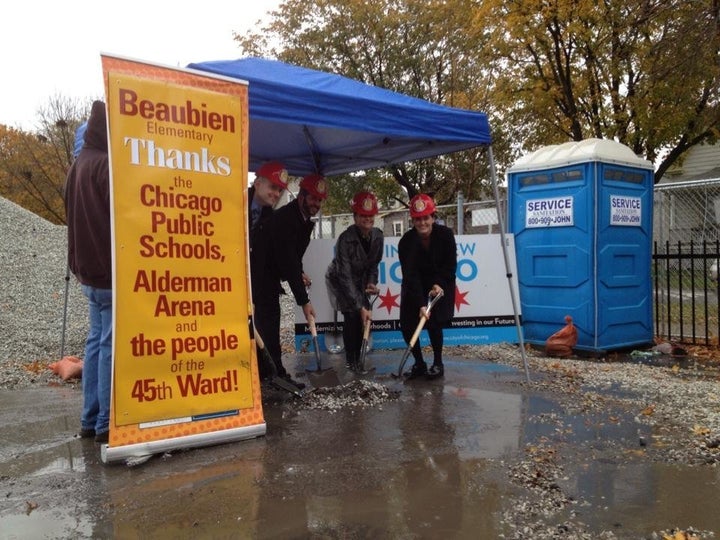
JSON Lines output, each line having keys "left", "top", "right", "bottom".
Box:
{"left": 0, "top": 0, "right": 281, "bottom": 130}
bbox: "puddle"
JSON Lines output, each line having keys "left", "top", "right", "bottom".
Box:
{"left": 566, "top": 461, "right": 720, "bottom": 535}
{"left": 1, "top": 358, "right": 718, "bottom": 538}
{"left": 0, "top": 508, "right": 95, "bottom": 539}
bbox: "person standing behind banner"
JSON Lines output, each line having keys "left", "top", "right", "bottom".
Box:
{"left": 325, "top": 191, "right": 383, "bottom": 372}
{"left": 398, "top": 194, "right": 457, "bottom": 380}
{"left": 270, "top": 173, "right": 328, "bottom": 325}
{"left": 64, "top": 100, "right": 112, "bottom": 444}
{"left": 73, "top": 121, "right": 87, "bottom": 159}
{"left": 247, "top": 161, "right": 299, "bottom": 386}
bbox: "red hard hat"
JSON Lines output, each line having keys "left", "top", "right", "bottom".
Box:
{"left": 350, "top": 191, "right": 379, "bottom": 216}
{"left": 256, "top": 161, "right": 288, "bottom": 189}
{"left": 299, "top": 174, "right": 329, "bottom": 200}
{"left": 409, "top": 194, "right": 436, "bottom": 218}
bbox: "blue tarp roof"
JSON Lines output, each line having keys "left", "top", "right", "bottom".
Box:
{"left": 186, "top": 57, "right": 492, "bottom": 176}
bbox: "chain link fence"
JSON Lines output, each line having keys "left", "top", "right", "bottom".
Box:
{"left": 313, "top": 198, "right": 506, "bottom": 239}
{"left": 653, "top": 179, "right": 720, "bottom": 345}
{"left": 654, "top": 179, "right": 720, "bottom": 245}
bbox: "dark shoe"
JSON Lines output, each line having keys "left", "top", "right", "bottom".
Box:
{"left": 79, "top": 428, "right": 95, "bottom": 438}
{"left": 403, "top": 363, "right": 427, "bottom": 379}
{"left": 426, "top": 364, "right": 444, "bottom": 379}
{"left": 95, "top": 431, "right": 109, "bottom": 444}
{"left": 346, "top": 352, "right": 359, "bottom": 371}
{"left": 282, "top": 374, "right": 306, "bottom": 390}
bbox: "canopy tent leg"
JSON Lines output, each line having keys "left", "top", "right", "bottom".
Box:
{"left": 487, "top": 145, "right": 531, "bottom": 383}
{"left": 61, "top": 263, "right": 70, "bottom": 359}
{"left": 302, "top": 125, "right": 323, "bottom": 173}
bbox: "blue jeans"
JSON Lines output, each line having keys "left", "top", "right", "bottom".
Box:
{"left": 80, "top": 285, "right": 113, "bottom": 435}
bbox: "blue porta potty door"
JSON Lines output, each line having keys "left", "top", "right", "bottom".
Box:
{"left": 507, "top": 139, "right": 655, "bottom": 353}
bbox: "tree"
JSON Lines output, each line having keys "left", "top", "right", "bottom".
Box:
{"left": 235, "top": 0, "right": 503, "bottom": 204}
{"left": 320, "top": 170, "right": 405, "bottom": 215}
{"left": 475, "top": 0, "right": 720, "bottom": 182}
{"left": 238, "top": 0, "right": 720, "bottom": 187}
{"left": 0, "top": 95, "right": 91, "bottom": 223}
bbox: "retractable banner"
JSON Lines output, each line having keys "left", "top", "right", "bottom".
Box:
{"left": 100, "top": 54, "right": 264, "bottom": 463}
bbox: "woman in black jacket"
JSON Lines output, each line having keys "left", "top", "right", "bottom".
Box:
{"left": 398, "top": 194, "right": 457, "bottom": 379}
{"left": 325, "top": 191, "right": 384, "bottom": 372}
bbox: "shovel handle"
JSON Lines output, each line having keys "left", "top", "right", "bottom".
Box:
{"left": 361, "top": 292, "right": 378, "bottom": 340}
{"left": 362, "top": 318, "right": 372, "bottom": 341}
{"left": 306, "top": 315, "right": 324, "bottom": 370}
{"left": 414, "top": 290, "right": 444, "bottom": 340}
{"left": 254, "top": 327, "right": 266, "bottom": 350}
{"left": 395, "top": 305, "right": 431, "bottom": 378}
{"left": 426, "top": 289, "right": 444, "bottom": 312}
{"left": 250, "top": 308, "right": 278, "bottom": 376}
{"left": 357, "top": 293, "right": 377, "bottom": 371}
{"left": 411, "top": 290, "right": 445, "bottom": 344}
{"left": 395, "top": 290, "right": 444, "bottom": 378}
{"left": 407, "top": 316, "right": 429, "bottom": 348}
{"left": 252, "top": 326, "right": 279, "bottom": 377}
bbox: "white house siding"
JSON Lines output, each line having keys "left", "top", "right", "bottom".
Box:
{"left": 665, "top": 142, "right": 720, "bottom": 181}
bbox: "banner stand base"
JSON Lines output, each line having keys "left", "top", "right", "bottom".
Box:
{"left": 101, "top": 423, "right": 266, "bottom": 464}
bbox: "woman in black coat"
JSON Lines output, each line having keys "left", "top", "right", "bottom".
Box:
{"left": 398, "top": 194, "right": 457, "bottom": 379}
{"left": 325, "top": 191, "right": 384, "bottom": 371}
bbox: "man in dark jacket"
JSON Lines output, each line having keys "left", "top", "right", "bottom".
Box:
{"left": 248, "top": 161, "right": 306, "bottom": 387}
{"left": 398, "top": 194, "right": 457, "bottom": 380}
{"left": 64, "top": 100, "right": 112, "bottom": 444}
{"left": 270, "top": 174, "right": 329, "bottom": 324}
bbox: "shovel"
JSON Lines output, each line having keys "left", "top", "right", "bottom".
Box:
{"left": 356, "top": 293, "right": 379, "bottom": 374}
{"left": 253, "top": 326, "right": 305, "bottom": 397}
{"left": 393, "top": 291, "right": 444, "bottom": 379}
{"left": 306, "top": 315, "right": 342, "bottom": 387}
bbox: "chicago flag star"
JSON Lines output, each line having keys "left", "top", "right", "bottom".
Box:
{"left": 378, "top": 288, "right": 400, "bottom": 314}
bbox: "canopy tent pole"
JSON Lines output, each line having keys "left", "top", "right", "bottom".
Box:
{"left": 487, "top": 145, "right": 531, "bottom": 383}
{"left": 302, "top": 125, "right": 323, "bottom": 173}
{"left": 60, "top": 263, "right": 71, "bottom": 359}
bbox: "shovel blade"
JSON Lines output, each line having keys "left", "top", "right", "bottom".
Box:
{"left": 269, "top": 375, "right": 305, "bottom": 397}
{"left": 393, "top": 347, "right": 413, "bottom": 378}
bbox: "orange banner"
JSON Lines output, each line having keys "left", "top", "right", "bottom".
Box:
{"left": 101, "top": 54, "right": 263, "bottom": 462}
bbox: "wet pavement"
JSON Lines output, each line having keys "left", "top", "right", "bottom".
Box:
{"left": 1, "top": 352, "right": 719, "bottom": 539}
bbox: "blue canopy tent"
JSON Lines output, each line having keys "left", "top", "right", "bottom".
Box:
{"left": 185, "top": 57, "right": 529, "bottom": 381}
{"left": 186, "top": 57, "right": 491, "bottom": 176}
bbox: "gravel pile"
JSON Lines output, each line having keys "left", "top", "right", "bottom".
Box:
{"left": 298, "top": 379, "right": 401, "bottom": 411}
{"left": 0, "top": 197, "right": 88, "bottom": 388}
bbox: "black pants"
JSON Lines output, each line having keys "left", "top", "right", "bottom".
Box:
{"left": 342, "top": 310, "right": 363, "bottom": 362}
{"left": 399, "top": 309, "right": 445, "bottom": 366}
{"left": 254, "top": 295, "right": 285, "bottom": 379}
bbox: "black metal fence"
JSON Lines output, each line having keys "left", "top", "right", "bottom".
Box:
{"left": 653, "top": 240, "right": 720, "bottom": 345}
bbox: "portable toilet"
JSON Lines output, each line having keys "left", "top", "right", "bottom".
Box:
{"left": 507, "top": 138, "right": 655, "bottom": 353}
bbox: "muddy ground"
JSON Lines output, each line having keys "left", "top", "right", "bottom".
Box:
{"left": 1, "top": 347, "right": 719, "bottom": 539}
